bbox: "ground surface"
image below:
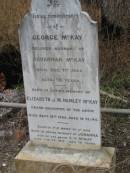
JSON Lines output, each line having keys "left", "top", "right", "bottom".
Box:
{"left": 0, "top": 108, "right": 28, "bottom": 173}
{"left": 0, "top": 107, "right": 130, "bottom": 173}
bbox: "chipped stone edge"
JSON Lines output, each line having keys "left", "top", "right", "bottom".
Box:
{"left": 81, "top": 11, "right": 97, "bottom": 24}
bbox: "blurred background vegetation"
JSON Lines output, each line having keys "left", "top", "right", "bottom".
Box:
{"left": 0, "top": 0, "right": 129, "bottom": 96}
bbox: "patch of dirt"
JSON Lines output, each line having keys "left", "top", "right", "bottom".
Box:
{"left": 0, "top": 109, "right": 28, "bottom": 173}
{"left": 102, "top": 114, "right": 130, "bottom": 172}
{"left": 0, "top": 108, "right": 130, "bottom": 173}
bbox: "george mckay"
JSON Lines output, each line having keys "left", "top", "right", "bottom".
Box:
{"left": 32, "top": 34, "right": 82, "bottom": 41}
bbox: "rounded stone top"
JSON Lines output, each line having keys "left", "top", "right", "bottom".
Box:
{"left": 31, "top": 0, "right": 81, "bottom": 14}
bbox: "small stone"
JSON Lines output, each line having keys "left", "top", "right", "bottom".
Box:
{"left": 2, "top": 163, "right": 7, "bottom": 167}
{"left": 123, "top": 142, "right": 127, "bottom": 147}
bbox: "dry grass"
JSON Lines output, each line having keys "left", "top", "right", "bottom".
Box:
{"left": 0, "top": 0, "right": 30, "bottom": 48}
{"left": 80, "top": 1, "right": 130, "bottom": 88}
{"left": 100, "top": 34, "right": 129, "bottom": 82}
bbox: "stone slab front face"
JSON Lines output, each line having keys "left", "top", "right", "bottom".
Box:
{"left": 19, "top": 0, "right": 101, "bottom": 150}
{"left": 15, "top": 141, "right": 116, "bottom": 173}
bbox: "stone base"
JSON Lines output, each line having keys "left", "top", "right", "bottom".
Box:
{"left": 15, "top": 141, "right": 116, "bottom": 173}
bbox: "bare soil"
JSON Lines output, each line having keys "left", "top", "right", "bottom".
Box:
{"left": 0, "top": 109, "right": 130, "bottom": 173}
{"left": 0, "top": 109, "right": 28, "bottom": 173}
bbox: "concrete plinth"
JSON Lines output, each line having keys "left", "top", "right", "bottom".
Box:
{"left": 15, "top": 141, "right": 116, "bottom": 173}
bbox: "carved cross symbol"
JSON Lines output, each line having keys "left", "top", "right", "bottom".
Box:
{"left": 47, "top": 0, "right": 60, "bottom": 7}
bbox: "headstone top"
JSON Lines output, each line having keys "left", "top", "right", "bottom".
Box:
{"left": 31, "top": 0, "right": 81, "bottom": 14}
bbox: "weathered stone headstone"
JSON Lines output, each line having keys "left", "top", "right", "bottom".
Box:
{"left": 15, "top": 0, "right": 116, "bottom": 172}
{"left": 19, "top": 0, "right": 101, "bottom": 150}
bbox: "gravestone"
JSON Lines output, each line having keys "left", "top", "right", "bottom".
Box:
{"left": 19, "top": 0, "right": 101, "bottom": 150}
{"left": 15, "top": 0, "right": 116, "bottom": 172}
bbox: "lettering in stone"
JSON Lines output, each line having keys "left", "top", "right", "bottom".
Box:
{"left": 19, "top": 0, "right": 101, "bottom": 150}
